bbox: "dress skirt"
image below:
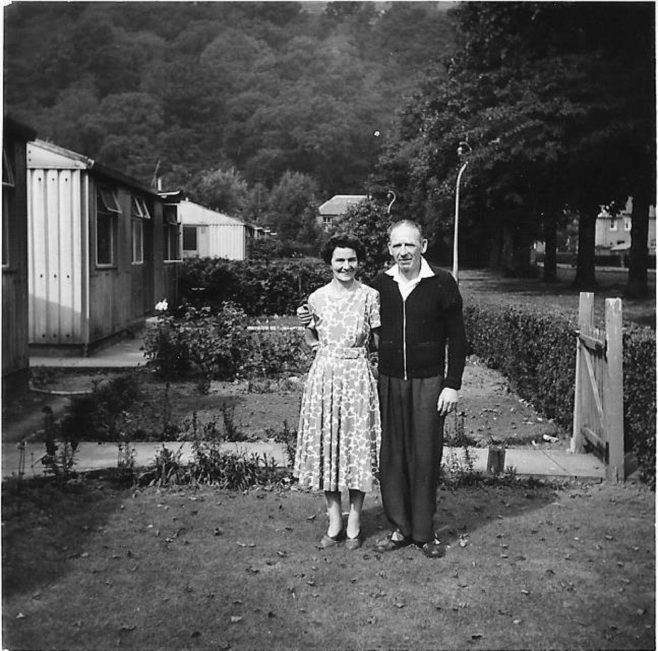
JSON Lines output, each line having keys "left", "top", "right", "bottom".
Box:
{"left": 295, "top": 347, "right": 381, "bottom": 492}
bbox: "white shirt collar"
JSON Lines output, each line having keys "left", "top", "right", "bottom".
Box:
{"left": 385, "top": 256, "right": 435, "bottom": 282}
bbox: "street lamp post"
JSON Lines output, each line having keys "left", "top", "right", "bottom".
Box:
{"left": 452, "top": 141, "right": 472, "bottom": 283}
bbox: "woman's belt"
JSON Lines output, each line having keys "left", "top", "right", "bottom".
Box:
{"left": 317, "top": 346, "right": 367, "bottom": 359}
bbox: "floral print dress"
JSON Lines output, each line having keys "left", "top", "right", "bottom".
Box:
{"left": 294, "top": 281, "right": 381, "bottom": 492}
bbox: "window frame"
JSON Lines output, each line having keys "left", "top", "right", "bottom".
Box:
{"left": 96, "top": 185, "right": 121, "bottom": 268}
{"left": 2, "top": 145, "right": 15, "bottom": 269}
{"left": 131, "top": 218, "right": 144, "bottom": 264}
{"left": 182, "top": 225, "right": 198, "bottom": 254}
{"left": 163, "top": 204, "right": 181, "bottom": 262}
{"left": 131, "top": 196, "right": 152, "bottom": 220}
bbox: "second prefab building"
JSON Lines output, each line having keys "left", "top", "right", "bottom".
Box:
{"left": 179, "top": 199, "right": 250, "bottom": 260}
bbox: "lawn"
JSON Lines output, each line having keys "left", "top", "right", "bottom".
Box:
{"left": 458, "top": 267, "right": 655, "bottom": 328}
{"left": 2, "top": 264, "right": 654, "bottom": 650}
{"left": 2, "top": 476, "right": 654, "bottom": 650}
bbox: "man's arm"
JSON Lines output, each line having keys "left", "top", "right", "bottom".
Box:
{"left": 437, "top": 274, "right": 467, "bottom": 415}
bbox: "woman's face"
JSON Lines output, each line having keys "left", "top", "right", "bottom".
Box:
{"left": 330, "top": 246, "right": 359, "bottom": 284}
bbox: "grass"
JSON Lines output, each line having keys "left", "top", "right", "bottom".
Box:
{"left": 2, "top": 476, "right": 653, "bottom": 650}
{"left": 459, "top": 267, "right": 655, "bottom": 328}
{"left": 3, "top": 265, "right": 655, "bottom": 649}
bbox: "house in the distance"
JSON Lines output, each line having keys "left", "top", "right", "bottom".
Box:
{"left": 26, "top": 139, "right": 181, "bottom": 354}
{"left": 177, "top": 199, "right": 250, "bottom": 260}
{"left": 317, "top": 195, "right": 367, "bottom": 231}
{"left": 3, "top": 116, "right": 37, "bottom": 392}
{"left": 596, "top": 197, "right": 656, "bottom": 261}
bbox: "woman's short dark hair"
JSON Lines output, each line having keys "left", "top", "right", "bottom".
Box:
{"left": 320, "top": 233, "right": 366, "bottom": 264}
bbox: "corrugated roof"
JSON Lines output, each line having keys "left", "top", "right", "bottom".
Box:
{"left": 318, "top": 195, "right": 367, "bottom": 215}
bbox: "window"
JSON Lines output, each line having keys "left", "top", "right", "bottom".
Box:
{"left": 609, "top": 219, "right": 618, "bottom": 232}
{"left": 131, "top": 195, "right": 150, "bottom": 264}
{"left": 131, "top": 196, "right": 151, "bottom": 220}
{"left": 624, "top": 217, "right": 632, "bottom": 232}
{"left": 183, "top": 226, "right": 198, "bottom": 253}
{"left": 96, "top": 185, "right": 121, "bottom": 266}
{"left": 132, "top": 219, "right": 144, "bottom": 263}
{"left": 163, "top": 204, "right": 181, "bottom": 261}
{"left": 2, "top": 145, "right": 15, "bottom": 268}
{"left": 322, "top": 215, "right": 333, "bottom": 230}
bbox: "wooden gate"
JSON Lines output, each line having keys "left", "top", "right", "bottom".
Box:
{"left": 571, "top": 292, "right": 624, "bottom": 481}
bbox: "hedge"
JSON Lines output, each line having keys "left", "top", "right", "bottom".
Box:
{"left": 178, "top": 257, "right": 331, "bottom": 316}
{"left": 464, "top": 301, "right": 656, "bottom": 487}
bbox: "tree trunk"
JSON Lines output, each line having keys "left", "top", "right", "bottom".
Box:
{"left": 542, "top": 211, "right": 557, "bottom": 282}
{"left": 625, "top": 194, "right": 650, "bottom": 298}
{"left": 573, "top": 209, "right": 597, "bottom": 289}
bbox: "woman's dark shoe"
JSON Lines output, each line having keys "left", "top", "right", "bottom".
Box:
{"left": 373, "top": 530, "right": 411, "bottom": 553}
{"left": 345, "top": 532, "right": 362, "bottom": 550}
{"left": 319, "top": 530, "right": 343, "bottom": 549}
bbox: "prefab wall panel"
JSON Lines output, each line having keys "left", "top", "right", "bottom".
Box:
{"left": 207, "top": 223, "right": 246, "bottom": 260}
{"left": 28, "top": 168, "right": 86, "bottom": 345}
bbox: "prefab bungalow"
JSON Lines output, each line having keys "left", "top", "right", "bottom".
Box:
{"left": 3, "top": 116, "right": 37, "bottom": 390}
{"left": 26, "top": 139, "right": 182, "bottom": 354}
{"left": 178, "top": 199, "right": 250, "bottom": 260}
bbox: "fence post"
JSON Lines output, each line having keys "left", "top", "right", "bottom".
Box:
{"left": 605, "top": 298, "right": 624, "bottom": 481}
{"left": 571, "top": 292, "right": 594, "bottom": 453}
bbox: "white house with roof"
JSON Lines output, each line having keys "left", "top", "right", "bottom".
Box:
{"left": 178, "top": 199, "right": 251, "bottom": 260}
{"left": 317, "top": 195, "right": 367, "bottom": 231}
{"left": 596, "top": 197, "right": 656, "bottom": 255}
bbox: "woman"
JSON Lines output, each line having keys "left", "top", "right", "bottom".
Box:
{"left": 294, "top": 234, "right": 381, "bottom": 550}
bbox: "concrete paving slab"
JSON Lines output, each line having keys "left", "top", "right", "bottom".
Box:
{"left": 2, "top": 441, "right": 290, "bottom": 480}
{"left": 445, "top": 446, "right": 605, "bottom": 480}
{"left": 3, "top": 442, "right": 604, "bottom": 482}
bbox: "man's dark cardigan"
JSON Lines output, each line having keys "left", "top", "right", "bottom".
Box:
{"left": 372, "top": 265, "right": 467, "bottom": 389}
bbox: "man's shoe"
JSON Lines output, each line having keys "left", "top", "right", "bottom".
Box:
{"left": 374, "top": 531, "right": 411, "bottom": 553}
{"left": 420, "top": 539, "right": 445, "bottom": 559}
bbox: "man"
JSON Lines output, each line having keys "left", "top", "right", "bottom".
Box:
{"left": 372, "top": 219, "right": 466, "bottom": 558}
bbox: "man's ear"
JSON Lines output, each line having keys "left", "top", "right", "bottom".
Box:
{"left": 421, "top": 239, "right": 428, "bottom": 254}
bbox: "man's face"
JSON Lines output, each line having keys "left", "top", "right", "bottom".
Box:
{"left": 388, "top": 224, "right": 427, "bottom": 274}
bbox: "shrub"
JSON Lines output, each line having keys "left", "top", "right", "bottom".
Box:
{"left": 464, "top": 301, "right": 656, "bottom": 486}
{"left": 178, "top": 258, "right": 330, "bottom": 315}
{"left": 61, "top": 373, "right": 142, "bottom": 442}
{"left": 143, "top": 304, "right": 314, "bottom": 383}
{"left": 143, "top": 303, "right": 252, "bottom": 383}
{"left": 623, "top": 326, "right": 656, "bottom": 488}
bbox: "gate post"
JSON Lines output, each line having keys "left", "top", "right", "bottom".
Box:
{"left": 605, "top": 298, "right": 624, "bottom": 481}
{"left": 571, "top": 292, "right": 594, "bottom": 454}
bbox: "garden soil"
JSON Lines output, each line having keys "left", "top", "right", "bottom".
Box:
{"left": 5, "top": 358, "right": 566, "bottom": 449}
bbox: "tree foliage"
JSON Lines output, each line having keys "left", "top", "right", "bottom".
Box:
{"left": 380, "top": 2, "right": 655, "bottom": 284}
{"left": 4, "top": 0, "right": 456, "bottom": 245}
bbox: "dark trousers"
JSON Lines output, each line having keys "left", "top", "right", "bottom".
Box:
{"left": 378, "top": 373, "right": 444, "bottom": 544}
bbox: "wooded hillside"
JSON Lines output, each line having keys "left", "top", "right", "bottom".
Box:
{"left": 4, "top": 1, "right": 456, "bottom": 228}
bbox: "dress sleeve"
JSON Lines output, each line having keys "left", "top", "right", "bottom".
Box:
{"left": 307, "top": 290, "right": 320, "bottom": 324}
{"left": 368, "top": 289, "right": 381, "bottom": 330}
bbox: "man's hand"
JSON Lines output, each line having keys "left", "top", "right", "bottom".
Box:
{"left": 437, "top": 387, "right": 458, "bottom": 416}
{"left": 297, "top": 304, "right": 313, "bottom": 327}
